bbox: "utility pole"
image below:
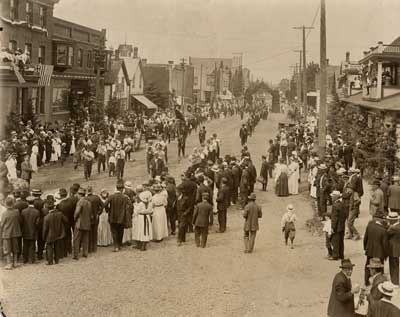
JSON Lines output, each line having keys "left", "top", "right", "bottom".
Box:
{"left": 319, "top": 0, "right": 327, "bottom": 156}
{"left": 199, "top": 64, "right": 203, "bottom": 102}
{"left": 293, "top": 49, "right": 303, "bottom": 111}
{"left": 180, "top": 58, "right": 186, "bottom": 113}
{"left": 293, "top": 25, "right": 313, "bottom": 116}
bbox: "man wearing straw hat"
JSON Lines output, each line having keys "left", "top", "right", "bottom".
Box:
{"left": 327, "top": 258, "right": 359, "bottom": 317}
{"left": 386, "top": 211, "right": 400, "bottom": 287}
{"left": 388, "top": 175, "right": 400, "bottom": 214}
{"left": 329, "top": 190, "right": 346, "bottom": 261}
{"left": 368, "top": 281, "right": 400, "bottom": 316}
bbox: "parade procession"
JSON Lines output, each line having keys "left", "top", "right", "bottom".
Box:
{"left": 2, "top": 0, "right": 400, "bottom": 316}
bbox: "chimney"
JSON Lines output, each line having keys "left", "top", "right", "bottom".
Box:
{"left": 345, "top": 52, "right": 350, "bottom": 62}
{"left": 142, "top": 58, "right": 147, "bottom": 65}
{"left": 115, "top": 49, "right": 119, "bottom": 60}
{"left": 168, "top": 61, "right": 174, "bottom": 65}
{"left": 133, "top": 47, "right": 138, "bottom": 58}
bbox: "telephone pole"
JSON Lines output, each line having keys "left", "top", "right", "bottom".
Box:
{"left": 319, "top": 0, "right": 327, "bottom": 156}
{"left": 293, "top": 49, "right": 303, "bottom": 111}
{"left": 180, "top": 58, "right": 186, "bottom": 112}
{"left": 293, "top": 25, "right": 314, "bottom": 116}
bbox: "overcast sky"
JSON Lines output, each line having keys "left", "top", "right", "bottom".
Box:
{"left": 54, "top": 0, "right": 400, "bottom": 83}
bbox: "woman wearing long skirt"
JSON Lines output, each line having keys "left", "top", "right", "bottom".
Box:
{"left": 151, "top": 184, "right": 169, "bottom": 241}
{"left": 98, "top": 189, "right": 112, "bottom": 247}
{"left": 133, "top": 191, "right": 153, "bottom": 251}
{"left": 274, "top": 158, "right": 289, "bottom": 197}
{"left": 30, "top": 140, "right": 39, "bottom": 172}
{"left": 288, "top": 157, "right": 299, "bottom": 195}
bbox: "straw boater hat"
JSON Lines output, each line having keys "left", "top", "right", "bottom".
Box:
{"left": 340, "top": 258, "right": 355, "bottom": 269}
{"left": 378, "top": 281, "right": 395, "bottom": 297}
{"left": 330, "top": 190, "right": 342, "bottom": 197}
{"left": 124, "top": 181, "right": 132, "bottom": 189}
{"left": 248, "top": 193, "right": 257, "bottom": 200}
{"left": 387, "top": 212, "right": 400, "bottom": 221}
{"left": 318, "top": 163, "right": 327, "bottom": 170}
{"left": 286, "top": 204, "right": 294, "bottom": 212}
{"left": 367, "top": 258, "right": 384, "bottom": 269}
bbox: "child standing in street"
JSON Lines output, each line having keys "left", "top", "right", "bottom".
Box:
{"left": 281, "top": 204, "right": 297, "bottom": 249}
{"left": 108, "top": 152, "right": 116, "bottom": 177}
{"left": 322, "top": 212, "right": 333, "bottom": 259}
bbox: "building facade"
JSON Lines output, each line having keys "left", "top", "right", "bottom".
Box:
{"left": 0, "top": 0, "right": 59, "bottom": 138}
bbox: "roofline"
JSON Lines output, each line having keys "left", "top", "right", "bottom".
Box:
{"left": 52, "top": 17, "right": 105, "bottom": 36}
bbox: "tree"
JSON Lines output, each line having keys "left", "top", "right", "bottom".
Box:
{"left": 105, "top": 97, "right": 122, "bottom": 119}
{"left": 232, "top": 67, "right": 244, "bottom": 97}
{"left": 144, "top": 82, "right": 169, "bottom": 109}
{"left": 306, "top": 62, "right": 320, "bottom": 92}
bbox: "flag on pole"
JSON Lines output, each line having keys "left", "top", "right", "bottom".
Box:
{"left": 12, "top": 64, "right": 26, "bottom": 84}
{"left": 37, "top": 64, "right": 53, "bottom": 86}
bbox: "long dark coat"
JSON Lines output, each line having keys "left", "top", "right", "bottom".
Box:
{"left": 363, "top": 220, "right": 388, "bottom": 258}
{"left": 327, "top": 271, "right": 355, "bottom": 317}
{"left": 243, "top": 201, "right": 262, "bottom": 231}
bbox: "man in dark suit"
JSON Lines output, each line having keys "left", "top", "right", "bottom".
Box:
{"left": 330, "top": 191, "right": 347, "bottom": 261}
{"left": 20, "top": 196, "right": 40, "bottom": 264}
{"left": 178, "top": 173, "right": 197, "bottom": 233}
{"left": 73, "top": 188, "right": 92, "bottom": 260}
{"left": 176, "top": 187, "right": 190, "bottom": 246}
{"left": 368, "top": 282, "right": 400, "bottom": 316}
{"left": 388, "top": 176, "right": 400, "bottom": 213}
{"left": 260, "top": 155, "right": 269, "bottom": 191}
{"left": 192, "top": 193, "right": 213, "bottom": 248}
{"left": 363, "top": 211, "right": 388, "bottom": 286}
{"left": 85, "top": 187, "right": 104, "bottom": 254}
{"left": 343, "top": 143, "right": 353, "bottom": 171}
{"left": 327, "top": 258, "right": 359, "bottom": 317}
{"left": 104, "top": 181, "right": 130, "bottom": 252}
{"left": 366, "top": 257, "right": 387, "bottom": 312}
{"left": 32, "top": 189, "right": 46, "bottom": 260}
{"left": 240, "top": 164, "right": 251, "bottom": 209}
{"left": 230, "top": 160, "right": 241, "bottom": 205}
{"left": 216, "top": 177, "right": 230, "bottom": 233}
{"left": 149, "top": 152, "right": 165, "bottom": 179}
{"left": 239, "top": 124, "right": 248, "bottom": 146}
{"left": 166, "top": 177, "right": 177, "bottom": 235}
{"left": 386, "top": 212, "right": 400, "bottom": 286}
{"left": 243, "top": 192, "right": 262, "bottom": 253}
{"left": 57, "top": 187, "right": 78, "bottom": 257}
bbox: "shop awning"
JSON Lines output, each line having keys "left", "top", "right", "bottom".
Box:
{"left": 133, "top": 95, "right": 158, "bottom": 110}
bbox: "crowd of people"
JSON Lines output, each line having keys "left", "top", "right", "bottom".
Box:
{"left": 271, "top": 104, "right": 400, "bottom": 316}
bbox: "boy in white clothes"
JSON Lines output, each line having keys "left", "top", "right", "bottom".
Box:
{"left": 322, "top": 213, "right": 333, "bottom": 258}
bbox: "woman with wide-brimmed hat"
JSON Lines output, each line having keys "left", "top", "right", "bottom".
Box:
{"left": 97, "top": 189, "right": 112, "bottom": 247}
{"left": 151, "top": 184, "right": 168, "bottom": 241}
{"left": 133, "top": 190, "right": 153, "bottom": 251}
{"left": 274, "top": 158, "right": 289, "bottom": 197}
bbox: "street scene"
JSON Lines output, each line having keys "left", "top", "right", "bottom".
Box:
{"left": 1, "top": 0, "right": 400, "bottom": 316}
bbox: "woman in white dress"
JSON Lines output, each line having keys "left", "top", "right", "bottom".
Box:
{"left": 288, "top": 156, "right": 300, "bottom": 195}
{"left": 30, "top": 140, "right": 39, "bottom": 172}
{"left": 151, "top": 184, "right": 169, "bottom": 241}
{"left": 5, "top": 153, "right": 17, "bottom": 180}
{"left": 69, "top": 131, "right": 76, "bottom": 155}
{"left": 133, "top": 191, "right": 153, "bottom": 251}
{"left": 50, "top": 137, "right": 59, "bottom": 162}
{"left": 97, "top": 189, "right": 112, "bottom": 247}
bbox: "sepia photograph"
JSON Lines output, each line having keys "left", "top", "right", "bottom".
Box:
{"left": 1, "top": 0, "right": 400, "bottom": 316}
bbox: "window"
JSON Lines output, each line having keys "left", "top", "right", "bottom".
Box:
{"left": 56, "top": 45, "right": 68, "bottom": 65}
{"left": 10, "top": 0, "right": 19, "bottom": 21}
{"left": 9, "top": 40, "right": 17, "bottom": 53}
{"left": 77, "top": 49, "right": 83, "bottom": 67}
{"left": 132, "top": 75, "right": 135, "bottom": 88}
{"left": 39, "top": 6, "right": 46, "bottom": 28}
{"left": 68, "top": 47, "right": 74, "bottom": 66}
{"left": 87, "top": 51, "right": 92, "bottom": 68}
{"left": 52, "top": 87, "right": 69, "bottom": 112}
{"left": 24, "top": 43, "right": 32, "bottom": 56}
{"left": 39, "top": 87, "right": 45, "bottom": 114}
{"left": 38, "top": 46, "right": 45, "bottom": 64}
{"left": 26, "top": 1, "right": 33, "bottom": 25}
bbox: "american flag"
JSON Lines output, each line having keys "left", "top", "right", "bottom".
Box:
{"left": 37, "top": 64, "right": 54, "bottom": 86}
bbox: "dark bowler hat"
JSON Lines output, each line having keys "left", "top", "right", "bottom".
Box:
{"left": 46, "top": 195, "right": 56, "bottom": 208}
{"left": 340, "top": 258, "right": 355, "bottom": 269}
{"left": 59, "top": 188, "right": 68, "bottom": 197}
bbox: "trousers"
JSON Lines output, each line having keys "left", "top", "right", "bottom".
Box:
{"left": 46, "top": 240, "right": 62, "bottom": 264}
{"left": 3, "top": 237, "right": 19, "bottom": 266}
{"left": 347, "top": 209, "right": 360, "bottom": 238}
{"left": 177, "top": 215, "right": 187, "bottom": 243}
{"left": 73, "top": 228, "right": 89, "bottom": 259}
{"left": 22, "top": 238, "right": 36, "bottom": 263}
{"left": 244, "top": 231, "right": 257, "bottom": 252}
{"left": 89, "top": 222, "right": 98, "bottom": 253}
{"left": 194, "top": 226, "right": 208, "bottom": 248}
{"left": 218, "top": 209, "right": 227, "bottom": 232}
{"left": 110, "top": 223, "right": 124, "bottom": 249}
{"left": 331, "top": 231, "right": 344, "bottom": 260}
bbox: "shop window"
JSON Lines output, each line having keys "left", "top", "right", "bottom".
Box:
{"left": 39, "top": 6, "right": 46, "bottom": 28}
{"left": 10, "top": 0, "right": 19, "bottom": 21}
{"left": 38, "top": 46, "right": 45, "bottom": 64}
{"left": 26, "top": 1, "right": 33, "bottom": 25}
{"left": 52, "top": 87, "right": 69, "bottom": 112}
{"left": 77, "top": 49, "right": 83, "bottom": 67}
{"left": 68, "top": 47, "right": 74, "bottom": 66}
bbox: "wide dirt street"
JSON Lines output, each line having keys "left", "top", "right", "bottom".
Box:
{"left": 2, "top": 113, "right": 400, "bottom": 316}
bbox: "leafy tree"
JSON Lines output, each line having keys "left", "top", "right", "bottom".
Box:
{"left": 306, "top": 62, "right": 320, "bottom": 92}
{"left": 144, "top": 81, "right": 169, "bottom": 109}
{"left": 105, "top": 97, "right": 122, "bottom": 119}
{"left": 232, "top": 67, "right": 244, "bottom": 97}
